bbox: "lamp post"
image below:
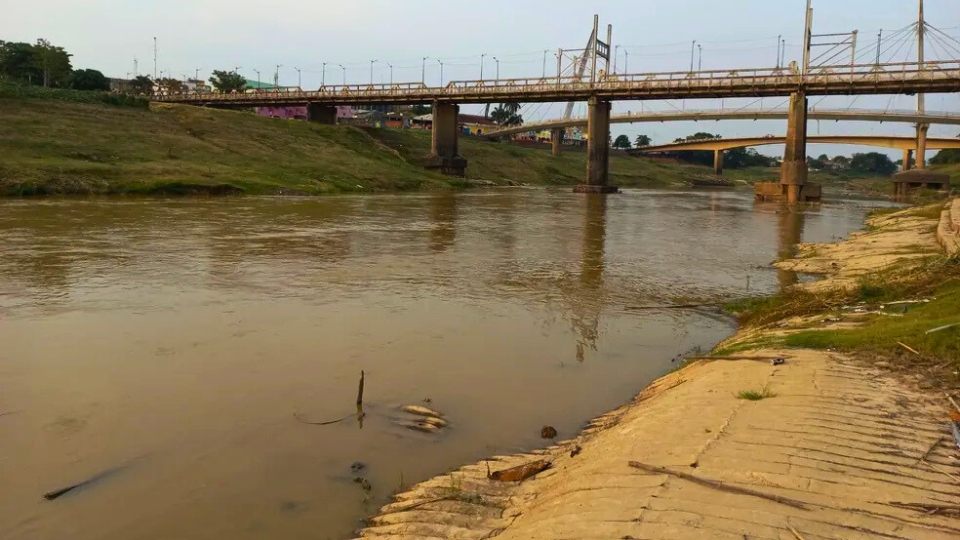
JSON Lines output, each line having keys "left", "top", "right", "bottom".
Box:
{"left": 542, "top": 49, "right": 548, "bottom": 77}
{"left": 387, "top": 63, "right": 393, "bottom": 85}
{"left": 437, "top": 59, "right": 444, "bottom": 85}
{"left": 493, "top": 56, "right": 500, "bottom": 80}
{"left": 781, "top": 39, "right": 786, "bottom": 69}
{"left": 776, "top": 34, "right": 782, "bottom": 68}
{"left": 614, "top": 45, "right": 620, "bottom": 73}
{"left": 322, "top": 62, "right": 327, "bottom": 87}
{"left": 698, "top": 44, "right": 702, "bottom": 71}
{"left": 690, "top": 40, "right": 696, "bottom": 72}
{"left": 480, "top": 53, "right": 486, "bottom": 80}
{"left": 624, "top": 50, "right": 629, "bottom": 74}
{"left": 253, "top": 69, "right": 261, "bottom": 89}
{"left": 195, "top": 68, "right": 200, "bottom": 81}
{"left": 339, "top": 64, "right": 346, "bottom": 85}
{"left": 422, "top": 57, "right": 428, "bottom": 84}
{"left": 370, "top": 59, "right": 377, "bottom": 84}
{"left": 275, "top": 64, "right": 282, "bottom": 87}
{"left": 295, "top": 67, "right": 301, "bottom": 88}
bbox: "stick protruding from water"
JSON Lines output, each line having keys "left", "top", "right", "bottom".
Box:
{"left": 356, "top": 370, "right": 365, "bottom": 406}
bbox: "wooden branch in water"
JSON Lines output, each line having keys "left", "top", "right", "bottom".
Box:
{"left": 357, "top": 370, "right": 365, "bottom": 406}
{"left": 293, "top": 412, "right": 351, "bottom": 426}
{"left": 897, "top": 341, "right": 920, "bottom": 355}
{"left": 914, "top": 436, "right": 945, "bottom": 465}
{"left": 627, "top": 461, "right": 808, "bottom": 510}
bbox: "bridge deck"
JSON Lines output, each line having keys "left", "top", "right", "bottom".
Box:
{"left": 155, "top": 62, "right": 960, "bottom": 107}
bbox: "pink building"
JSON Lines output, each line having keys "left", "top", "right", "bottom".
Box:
{"left": 256, "top": 106, "right": 355, "bottom": 120}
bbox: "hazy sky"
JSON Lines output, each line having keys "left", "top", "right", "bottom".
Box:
{"left": 3, "top": 0, "right": 958, "bottom": 155}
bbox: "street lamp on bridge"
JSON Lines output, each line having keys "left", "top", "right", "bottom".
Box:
{"left": 690, "top": 40, "right": 697, "bottom": 73}
{"left": 370, "top": 59, "right": 377, "bottom": 85}
{"left": 422, "top": 57, "right": 428, "bottom": 85}
{"left": 275, "top": 64, "right": 282, "bottom": 87}
{"left": 698, "top": 44, "right": 703, "bottom": 72}
{"left": 322, "top": 62, "right": 327, "bottom": 87}
{"left": 480, "top": 54, "right": 486, "bottom": 80}
{"left": 438, "top": 59, "right": 444, "bottom": 86}
{"left": 493, "top": 56, "right": 500, "bottom": 80}
{"left": 294, "top": 67, "right": 301, "bottom": 88}
{"left": 387, "top": 63, "right": 393, "bottom": 85}
{"left": 253, "top": 69, "right": 261, "bottom": 88}
{"left": 339, "top": 64, "right": 346, "bottom": 86}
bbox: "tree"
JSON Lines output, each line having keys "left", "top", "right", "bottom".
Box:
{"left": 0, "top": 41, "right": 42, "bottom": 84}
{"left": 930, "top": 148, "right": 960, "bottom": 165}
{"left": 411, "top": 104, "right": 431, "bottom": 115}
{"left": 490, "top": 103, "right": 523, "bottom": 126}
{"left": 129, "top": 75, "right": 154, "bottom": 95}
{"left": 634, "top": 134, "right": 652, "bottom": 147}
{"left": 70, "top": 68, "right": 109, "bottom": 91}
{"left": 612, "top": 134, "right": 632, "bottom": 149}
{"left": 33, "top": 39, "right": 72, "bottom": 87}
{"left": 209, "top": 70, "right": 246, "bottom": 92}
{"left": 850, "top": 152, "right": 897, "bottom": 176}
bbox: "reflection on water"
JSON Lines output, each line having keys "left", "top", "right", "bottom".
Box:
{"left": 0, "top": 190, "right": 888, "bottom": 540}
{"left": 776, "top": 205, "right": 807, "bottom": 289}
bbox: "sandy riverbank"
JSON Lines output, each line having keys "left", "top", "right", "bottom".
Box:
{"left": 350, "top": 199, "right": 960, "bottom": 540}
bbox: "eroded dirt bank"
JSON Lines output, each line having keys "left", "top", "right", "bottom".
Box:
{"left": 351, "top": 200, "right": 960, "bottom": 540}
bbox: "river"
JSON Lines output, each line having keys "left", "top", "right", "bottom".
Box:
{"left": 0, "top": 189, "right": 889, "bottom": 540}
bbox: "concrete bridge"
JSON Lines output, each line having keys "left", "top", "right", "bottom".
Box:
{"left": 484, "top": 108, "right": 960, "bottom": 139}
{"left": 635, "top": 135, "right": 960, "bottom": 175}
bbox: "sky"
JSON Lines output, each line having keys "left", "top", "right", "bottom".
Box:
{"left": 2, "top": 0, "right": 959, "bottom": 157}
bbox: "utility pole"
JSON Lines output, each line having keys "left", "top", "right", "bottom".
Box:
{"left": 802, "top": 0, "right": 813, "bottom": 74}
{"left": 690, "top": 40, "right": 696, "bottom": 72}
{"left": 153, "top": 37, "right": 157, "bottom": 79}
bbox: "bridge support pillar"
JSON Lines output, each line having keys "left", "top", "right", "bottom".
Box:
{"left": 903, "top": 149, "right": 913, "bottom": 171}
{"left": 306, "top": 103, "right": 338, "bottom": 124}
{"left": 551, "top": 128, "right": 565, "bottom": 157}
{"left": 916, "top": 124, "right": 929, "bottom": 170}
{"left": 713, "top": 150, "right": 724, "bottom": 175}
{"left": 780, "top": 91, "right": 809, "bottom": 203}
{"left": 575, "top": 97, "right": 618, "bottom": 194}
{"left": 423, "top": 102, "right": 467, "bottom": 176}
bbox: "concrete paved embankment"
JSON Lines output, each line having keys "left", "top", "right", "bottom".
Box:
{"left": 352, "top": 200, "right": 960, "bottom": 540}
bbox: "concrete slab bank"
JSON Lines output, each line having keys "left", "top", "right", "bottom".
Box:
{"left": 351, "top": 202, "right": 960, "bottom": 540}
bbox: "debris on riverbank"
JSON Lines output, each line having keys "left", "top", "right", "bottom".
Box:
{"left": 349, "top": 199, "right": 960, "bottom": 540}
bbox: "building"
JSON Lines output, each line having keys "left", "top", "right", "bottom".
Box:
{"left": 256, "top": 105, "right": 355, "bottom": 121}
{"left": 410, "top": 113, "right": 498, "bottom": 135}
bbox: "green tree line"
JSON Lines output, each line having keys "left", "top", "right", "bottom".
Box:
{"left": 0, "top": 38, "right": 113, "bottom": 90}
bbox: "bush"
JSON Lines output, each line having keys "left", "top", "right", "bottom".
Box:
{"left": 0, "top": 81, "right": 148, "bottom": 109}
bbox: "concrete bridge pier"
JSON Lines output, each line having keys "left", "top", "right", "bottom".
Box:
{"left": 551, "top": 128, "right": 565, "bottom": 157}
{"left": 903, "top": 149, "right": 914, "bottom": 171}
{"left": 423, "top": 102, "right": 467, "bottom": 176}
{"left": 575, "top": 97, "right": 619, "bottom": 194}
{"left": 306, "top": 103, "right": 338, "bottom": 124}
{"left": 713, "top": 150, "right": 724, "bottom": 175}
{"left": 781, "top": 91, "right": 809, "bottom": 203}
{"left": 916, "top": 124, "right": 929, "bottom": 169}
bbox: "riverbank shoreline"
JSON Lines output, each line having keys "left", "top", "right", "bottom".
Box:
{"left": 349, "top": 199, "right": 960, "bottom": 540}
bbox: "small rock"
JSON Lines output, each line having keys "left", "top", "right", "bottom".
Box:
{"left": 570, "top": 445, "right": 582, "bottom": 458}
{"left": 541, "top": 425, "right": 558, "bottom": 439}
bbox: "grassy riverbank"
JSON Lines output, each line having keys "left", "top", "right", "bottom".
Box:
{"left": 1, "top": 94, "right": 937, "bottom": 196}
{"left": 0, "top": 97, "right": 692, "bottom": 195}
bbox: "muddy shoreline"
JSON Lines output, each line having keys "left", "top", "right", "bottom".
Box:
{"left": 349, "top": 199, "right": 960, "bottom": 540}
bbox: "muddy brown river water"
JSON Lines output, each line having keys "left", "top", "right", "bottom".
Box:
{"left": 0, "top": 189, "right": 890, "bottom": 540}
